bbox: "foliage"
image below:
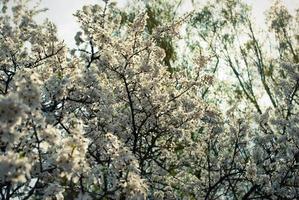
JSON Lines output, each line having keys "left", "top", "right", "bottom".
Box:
{"left": 0, "top": 0, "right": 299, "bottom": 199}
{"left": 189, "top": 0, "right": 299, "bottom": 198}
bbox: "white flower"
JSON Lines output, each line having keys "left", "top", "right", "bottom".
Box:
{"left": 246, "top": 161, "right": 257, "bottom": 181}
{"left": 43, "top": 183, "right": 65, "bottom": 200}
{"left": 0, "top": 94, "right": 24, "bottom": 128}
{"left": 75, "top": 192, "right": 92, "bottom": 200}
{"left": 121, "top": 172, "right": 148, "bottom": 200}
{"left": 15, "top": 69, "right": 42, "bottom": 109}
{"left": 0, "top": 151, "right": 32, "bottom": 183}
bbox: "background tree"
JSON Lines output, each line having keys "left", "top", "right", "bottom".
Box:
{"left": 189, "top": 0, "right": 299, "bottom": 198}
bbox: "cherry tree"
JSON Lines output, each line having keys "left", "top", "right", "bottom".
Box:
{"left": 189, "top": 0, "right": 299, "bottom": 198}
{"left": 0, "top": 0, "right": 211, "bottom": 199}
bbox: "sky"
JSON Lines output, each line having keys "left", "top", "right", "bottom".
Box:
{"left": 37, "top": 0, "right": 299, "bottom": 48}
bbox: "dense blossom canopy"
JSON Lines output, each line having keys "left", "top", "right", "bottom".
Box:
{"left": 0, "top": 0, "right": 298, "bottom": 199}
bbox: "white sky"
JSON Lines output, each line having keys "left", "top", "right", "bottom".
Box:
{"left": 37, "top": 0, "right": 299, "bottom": 48}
